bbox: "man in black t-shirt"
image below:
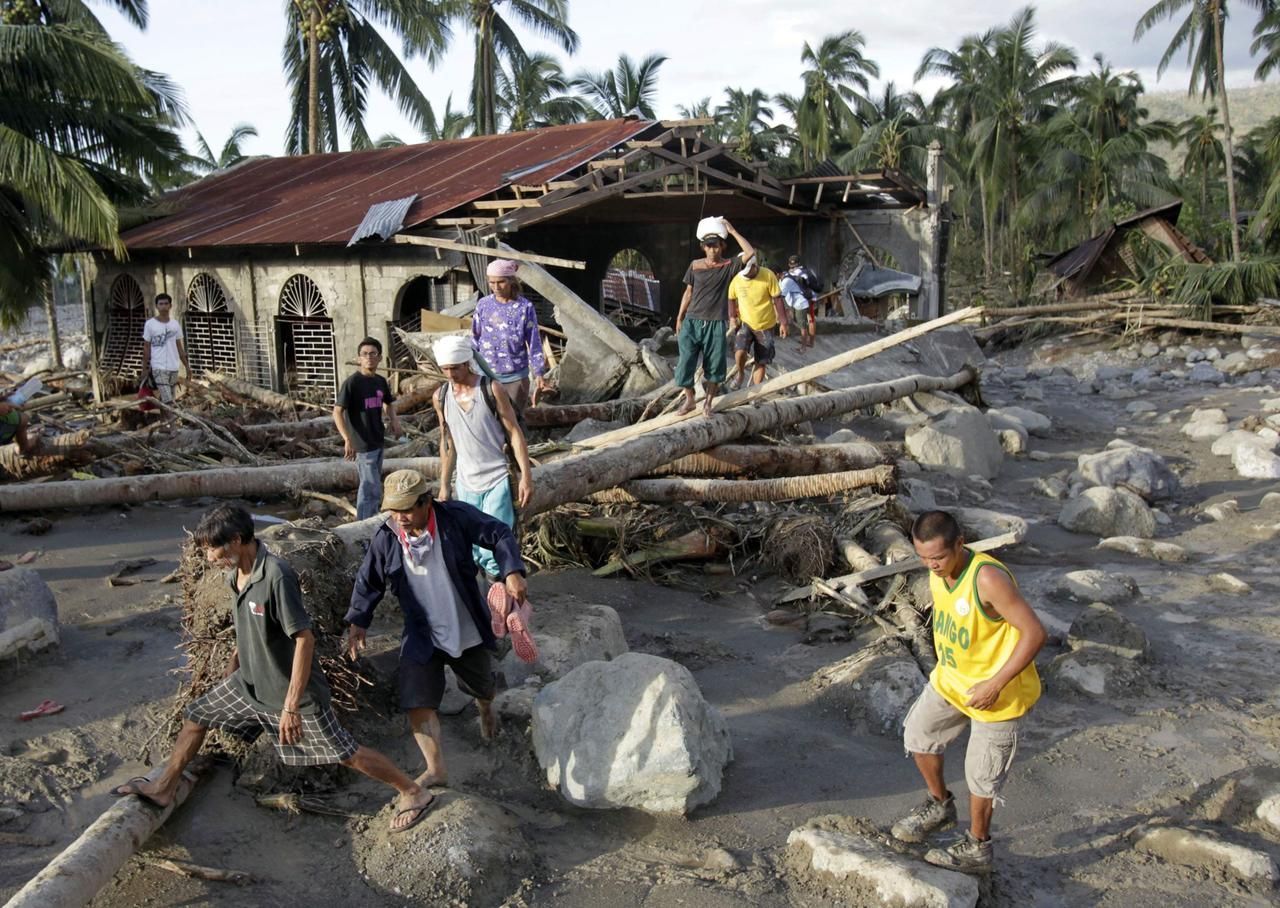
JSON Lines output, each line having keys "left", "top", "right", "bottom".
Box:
{"left": 334, "top": 337, "right": 402, "bottom": 520}
{"left": 674, "top": 218, "right": 755, "bottom": 417}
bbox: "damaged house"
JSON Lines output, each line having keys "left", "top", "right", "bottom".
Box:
{"left": 85, "top": 117, "right": 949, "bottom": 403}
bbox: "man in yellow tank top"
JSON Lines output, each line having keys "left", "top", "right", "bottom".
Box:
{"left": 891, "top": 510, "right": 1047, "bottom": 874}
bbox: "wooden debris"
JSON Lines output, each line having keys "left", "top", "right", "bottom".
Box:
{"left": 106, "top": 557, "right": 158, "bottom": 586}
{"left": 142, "top": 856, "right": 252, "bottom": 885}
{"left": 588, "top": 466, "right": 895, "bottom": 504}
{"left": 593, "top": 528, "right": 724, "bottom": 577}
{"left": 646, "top": 442, "right": 891, "bottom": 478}
{"left": 295, "top": 489, "right": 357, "bottom": 517}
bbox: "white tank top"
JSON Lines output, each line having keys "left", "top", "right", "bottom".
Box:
{"left": 443, "top": 380, "right": 509, "bottom": 493}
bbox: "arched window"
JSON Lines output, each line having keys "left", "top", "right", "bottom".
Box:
{"left": 101, "top": 274, "right": 148, "bottom": 376}
{"left": 184, "top": 273, "right": 237, "bottom": 375}
{"left": 279, "top": 274, "right": 328, "bottom": 318}
{"left": 187, "top": 272, "right": 230, "bottom": 313}
{"left": 275, "top": 274, "right": 336, "bottom": 402}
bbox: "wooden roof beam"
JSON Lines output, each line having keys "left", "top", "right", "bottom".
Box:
{"left": 497, "top": 163, "right": 687, "bottom": 233}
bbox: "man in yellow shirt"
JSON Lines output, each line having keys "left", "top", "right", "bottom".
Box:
{"left": 892, "top": 510, "right": 1046, "bottom": 874}
{"left": 727, "top": 257, "right": 789, "bottom": 389}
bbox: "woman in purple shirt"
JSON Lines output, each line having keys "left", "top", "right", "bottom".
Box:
{"left": 472, "top": 259, "right": 552, "bottom": 412}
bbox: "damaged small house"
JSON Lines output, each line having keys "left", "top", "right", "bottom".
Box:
{"left": 84, "top": 116, "right": 950, "bottom": 404}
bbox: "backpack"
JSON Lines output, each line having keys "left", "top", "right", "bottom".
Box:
{"left": 436, "top": 377, "right": 512, "bottom": 450}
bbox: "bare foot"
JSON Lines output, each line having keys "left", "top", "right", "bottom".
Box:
{"left": 113, "top": 776, "right": 173, "bottom": 809}
{"left": 478, "top": 709, "right": 499, "bottom": 743}
{"left": 414, "top": 769, "right": 448, "bottom": 788}
{"left": 390, "top": 789, "right": 435, "bottom": 833}
{"left": 702, "top": 397, "right": 715, "bottom": 418}
{"left": 676, "top": 398, "right": 696, "bottom": 416}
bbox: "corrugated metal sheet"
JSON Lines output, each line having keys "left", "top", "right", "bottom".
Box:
{"left": 347, "top": 194, "right": 416, "bottom": 246}
{"left": 121, "top": 119, "right": 652, "bottom": 250}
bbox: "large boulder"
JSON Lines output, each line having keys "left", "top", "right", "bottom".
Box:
{"left": 905, "top": 407, "right": 1003, "bottom": 479}
{"left": 1058, "top": 487, "right": 1156, "bottom": 538}
{"left": 1048, "top": 648, "right": 1148, "bottom": 698}
{"left": 1234, "top": 443, "right": 1280, "bottom": 479}
{"left": 1075, "top": 446, "right": 1179, "bottom": 502}
{"left": 353, "top": 790, "right": 532, "bottom": 906}
{"left": 1132, "top": 826, "right": 1278, "bottom": 889}
{"left": 0, "top": 567, "right": 59, "bottom": 663}
{"left": 497, "top": 598, "right": 628, "bottom": 687}
{"left": 1181, "top": 408, "right": 1228, "bottom": 440}
{"left": 1054, "top": 570, "right": 1139, "bottom": 605}
{"left": 1210, "top": 430, "right": 1276, "bottom": 459}
{"left": 531, "top": 652, "right": 732, "bottom": 815}
{"left": 1096, "top": 536, "right": 1188, "bottom": 562}
{"left": 1067, "top": 603, "right": 1151, "bottom": 660}
{"left": 809, "top": 637, "right": 925, "bottom": 736}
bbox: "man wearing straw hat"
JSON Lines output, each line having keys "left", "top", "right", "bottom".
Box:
{"left": 431, "top": 335, "right": 534, "bottom": 582}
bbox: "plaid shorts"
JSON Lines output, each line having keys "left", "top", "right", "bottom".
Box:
{"left": 186, "top": 678, "right": 359, "bottom": 766}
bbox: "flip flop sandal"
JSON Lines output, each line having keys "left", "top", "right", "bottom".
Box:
{"left": 506, "top": 601, "right": 539, "bottom": 664}
{"left": 390, "top": 794, "right": 435, "bottom": 833}
{"left": 19, "top": 699, "right": 64, "bottom": 721}
{"left": 486, "top": 583, "right": 512, "bottom": 639}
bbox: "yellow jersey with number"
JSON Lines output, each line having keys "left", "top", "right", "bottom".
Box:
{"left": 928, "top": 549, "right": 1040, "bottom": 721}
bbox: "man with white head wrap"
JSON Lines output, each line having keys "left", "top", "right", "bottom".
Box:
{"left": 432, "top": 335, "right": 534, "bottom": 581}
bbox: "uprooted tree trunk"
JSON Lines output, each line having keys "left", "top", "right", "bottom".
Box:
{"left": 203, "top": 371, "right": 305, "bottom": 416}
{"left": 4, "top": 767, "right": 200, "bottom": 908}
{"left": 525, "top": 368, "right": 976, "bottom": 516}
{"left": 646, "top": 442, "right": 890, "bottom": 478}
{"left": 525, "top": 398, "right": 649, "bottom": 428}
{"left": 0, "top": 458, "right": 441, "bottom": 512}
{"left": 589, "top": 466, "right": 896, "bottom": 504}
{"left": 0, "top": 431, "right": 94, "bottom": 480}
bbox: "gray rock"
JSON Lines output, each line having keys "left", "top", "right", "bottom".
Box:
{"left": 1035, "top": 475, "right": 1069, "bottom": 500}
{"left": 1209, "top": 573, "right": 1251, "bottom": 595}
{"left": 1181, "top": 408, "right": 1228, "bottom": 440}
{"left": 0, "top": 567, "right": 59, "bottom": 662}
{"left": 1259, "top": 795, "right": 1280, "bottom": 834}
{"left": 1260, "top": 397, "right": 1280, "bottom": 413}
{"left": 1185, "top": 348, "right": 1207, "bottom": 363}
{"left": 1055, "top": 570, "right": 1139, "bottom": 605}
{"left": 1210, "top": 430, "right": 1275, "bottom": 458}
{"left": 1058, "top": 487, "right": 1156, "bottom": 539}
{"left": 1140, "top": 342, "right": 1161, "bottom": 358}
{"left": 1098, "top": 383, "right": 1138, "bottom": 400}
{"left": 1125, "top": 400, "right": 1158, "bottom": 415}
{"left": 905, "top": 407, "right": 1003, "bottom": 479}
{"left": 824, "top": 428, "right": 865, "bottom": 444}
{"left": 1075, "top": 445, "right": 1179, "bottom": 502}
{"left": 1096, "top": 536, "right": 1189, "bottom": 562}
{"left": 1203, "top": 500, "right": 1240, "bottom": 521}
{"left": 988, "top": 405, "right": 1052, "bottom": 437}
{"left": 1188, "top": 361, "right": 1227, "bottom": 384}
{"left": 787, "top": 820, "right": 979, "bottom": 908}
{"left": 354, "top": 790, "right": 533, "bottom": 907}
{"left": 1022, "top": 384, "right": 1045, "bottom": 402}
{"left": 1048, "top": 648, "right": 1148, "bottom": 697}
{"left": 898, "top": 478, "right": 938, "bottom": 514}
{"left": 1068, "top": 603, "right": 1150, "bottom": 660}
{"left": 1132, "top": 825, "right": 1278, "bottom": 888}
{"left": 497, "top": 599, "right": 628, "bottom": 687}
{"left": 809, "top": 637, "right": 925, "bottom": 736}
{"left": 997, "top": 428, "right": 1026, "bottom": 455}
{"left": 532, "top": 653, "right": 731, "bottom": 815}
{"left": 1221, "top": 351, "right": 1251, "bottom": 373}
{"left": 1234, "top": 443, "right": 1280, "bottom": 479}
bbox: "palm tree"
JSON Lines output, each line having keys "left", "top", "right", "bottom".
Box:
{"left": 498, "top": 51, "right": 584, "bottom": 131}
{"left": 194, "top": 123, "right": 259, "bottom": 172}
{"left": 424, "top": 94, "right": 472, "bottom": 141}
{"left": 2, "top": 0, "right": 149, "bottom": 29}
{"left": 1242, "top": 116, "right": 1280, "bottom": 248}
{"left": 1177, "top": 109, "right": 1227, "bottom": 215}
{"left": 573, "top": 52, "right": 667, "bottom": 119}
{"left": 0, "top": 21, "right": 186, "bottom": 327}
{"left": 1134, "top": 0, "right": 1274, "bottom": 261}
{"left": 837, "top": 83, "right": 937, "bottom": 178}
{"left": 1256, "top": 8, "right": 1280, "bottom": 78}
{"left": 969, "top": 6, "right": 1077, "bottom": 269}
{"left": 283, "top": 0, "right": 445, "bottom": 154}
{"left": 677, "top": 98, "right": 712, "bottom": 120}
{"left": 714, "top": 87, "right": 782, "bottom": 160}
{"left": 432, "top": 0, "right": 578, "bottom": 136}
{"left": 794, "top": 31, "right": 880, "bottom": 167}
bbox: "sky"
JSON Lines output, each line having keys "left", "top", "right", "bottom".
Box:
{"left": 98, "top": 0, "right": 1272, "bottom": 159}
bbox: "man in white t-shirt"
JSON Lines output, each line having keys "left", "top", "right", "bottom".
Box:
{"left": 141, "top": 293, "right": 189, "bottom": 403}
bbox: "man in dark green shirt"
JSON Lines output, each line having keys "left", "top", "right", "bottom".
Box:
{"left": 674, "top": 218, "right": 755, "bottom": 417}
{"left": 113, "top": 505, "right": 436, "bottom": 832}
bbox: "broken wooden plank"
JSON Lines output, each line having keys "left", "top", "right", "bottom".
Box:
{"left": 391, "top": 235, "right": 584, "bottom": 270}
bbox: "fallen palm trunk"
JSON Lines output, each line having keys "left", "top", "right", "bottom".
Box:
{"left": 0, "top": 457, "right": 441, "bottom": 512}
{"left": 0, "top": 431, "right": 94, "bottom": 480}
{"left": 393, "top": 383, "right": 440, "bottom": 414}
{"left": 5, "top": 768, "right": 200, "bottom": 908}
{"left": 776, "top": 527, "right": 1026, "bottom": 605}
{"left": 836, "top": 536, "right": 880, "bottom": 573}
{"left": 588, "top": 466, "right": 895, "bottom": 504}
{"left": 646, "top": 442, "right": 889, "bottom": 478}
{"left": 203, "top": 371, "right": 308, "bottom": 415}
{"left": 525, "top": 368, "right": 975, "bottom": 517}
{"left": 574, "top": 306, "right": 981, "bottom": 451}
{"left": 525, "top": 398, "right": 649, "bottom": 428}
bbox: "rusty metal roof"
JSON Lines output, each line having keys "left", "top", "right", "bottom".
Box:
{"left": 120, "top": 119, "right": 652, "bottom": 250}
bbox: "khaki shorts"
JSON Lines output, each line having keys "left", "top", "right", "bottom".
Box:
{"left": 902, "top": 683, "right": 1022, "bottom": 799}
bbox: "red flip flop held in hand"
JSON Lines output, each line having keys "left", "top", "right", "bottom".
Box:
{"left": 486, "top": 582, "right": 512, "bottom": 639}
{"left": 506, "top": 600, "right": 538, "bottom": 664}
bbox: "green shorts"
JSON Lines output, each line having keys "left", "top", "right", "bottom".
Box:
{"left": 675, "top": 318, "right": 728, "bottom": 387}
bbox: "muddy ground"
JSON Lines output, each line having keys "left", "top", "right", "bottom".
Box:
{"left": 2, "top": 332, "right": 1280, "bottom": 907}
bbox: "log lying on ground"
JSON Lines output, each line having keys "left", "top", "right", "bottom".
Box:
{"left": 836, "top": 536, "right": 880, "bottom": 573}
{"left": 776, "top": 527, "right": 1027, "bottom": 605}
{"left": 646, "top": 442, "right": 890, "bottom": 478}
{"left": 5, "top": 769, "right": 200, "bottom": 908}
{"left": 0, "top": 458, "right": 441, "bottom": 512}
{"left": 525, "top": 368, "right": 976, "bottom": 517}
{"left": 574, "top": 305, "right": 981, "bottom": 450}
{"left": 588, "top": 466, "right": 895, "bottom": 504}
{"left": 204, "top": 371, "right": 305, "bottom": 415}
{"left": 525, "top": 398, "right": 649, "bottom": 428}
{"left": 0, "top": 431, "right": 94, "bottom": 480}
